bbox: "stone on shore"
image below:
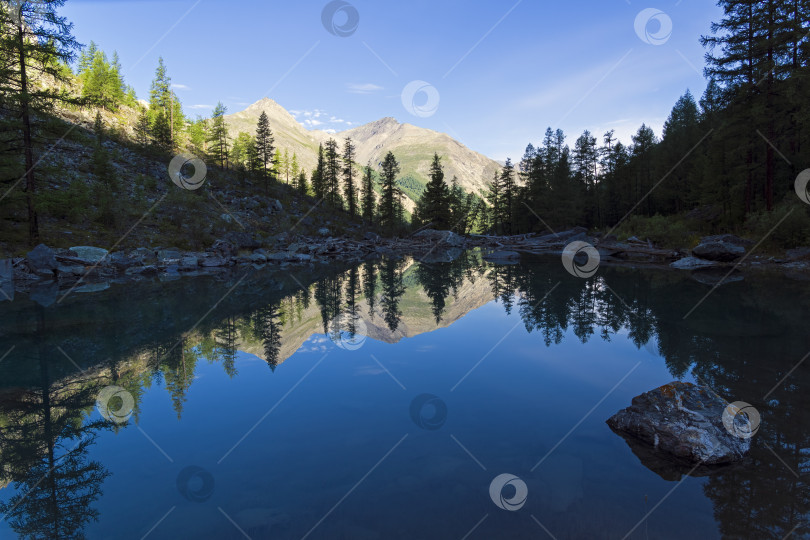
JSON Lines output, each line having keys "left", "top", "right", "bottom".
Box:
{"left": 27, "top": 244, "right": 58, "bottom": 275}
{"left": 68, "top": 246, "right": 109, "bottom": 264}
{"left": 692, "top": 235, "right": 749, "bottom": 262}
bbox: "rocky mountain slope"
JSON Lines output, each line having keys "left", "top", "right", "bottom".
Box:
{"left": 225, "top": 98, "right": 502, "bottom": 207}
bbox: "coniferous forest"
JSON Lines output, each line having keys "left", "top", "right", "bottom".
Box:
{"left": 1, "top": 0, "right": 809, "bottom": 253}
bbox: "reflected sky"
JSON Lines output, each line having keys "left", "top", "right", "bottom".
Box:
{"left": 0, "top": 253, "right": 808, "bottom": 539}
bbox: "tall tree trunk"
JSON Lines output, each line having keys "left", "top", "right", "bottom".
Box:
{"left": 18, "top": 23, "right": 39, "bottom": 245}
{"left": 765, "top": 0, "right": 775, "bottom": 211}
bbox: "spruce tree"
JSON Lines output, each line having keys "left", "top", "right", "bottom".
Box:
{"left": 361, "top": 162, "right": 375, "bottom": 223}
{"left": 379, "top": 152, "right": 401, "bottom": 235}
{"left": 312, "top": 144, "right": 326, "bottom": 200}
{"left": 255, "top": 111, "right": 274, "bottom": 192}
{"left": 417, "top": 153, "right": 451, "bottom": 229}
{"left": 323, "top": 138, "right": 343, "bottom": 209}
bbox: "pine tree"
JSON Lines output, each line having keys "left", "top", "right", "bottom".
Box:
{"left": 379, "top": 152, "right": 401, "bottom": 235}
{"left": 361, "top": 162, "right": 375, "bottom": 223}
{"left": 343, "top": 137, "right": 358, "bottom": 218}
{"left": 0, "top": 0, "right": 81, "bottom": 244}
{"left": 255, "top": 111, "right": 274, "bottom": 191}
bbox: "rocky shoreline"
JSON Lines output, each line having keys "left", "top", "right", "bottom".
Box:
{"left": 2, "top": 228, "right": 809, "bottom": 305}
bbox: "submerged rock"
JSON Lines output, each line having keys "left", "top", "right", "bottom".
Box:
{"left": 483, "top": 250, "right": 521, "bottom": 263}
{"left": 670, "top": 257, "right": 719, "bottom": 270}
{"left": 606, "top": 381, "right": 753, "bottom": 465}
{"left": 413, "top": 229, "right": 464, "bottom": 247}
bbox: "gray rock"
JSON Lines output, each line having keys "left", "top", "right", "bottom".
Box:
{"left": 413, "top": 229, "right": 464, "bottom": 247}
{"left": 483, "top": 250, "right": 521, "bottom": 263}
{"left": 27, "top": 244, "right": 57, "bottom": 274}
{"left": 179, "top": 256, "right": 199, "bottom": 270}
{"left": 125, "top": 265, "right": 158, "bottom": 276}
{"left": 156, "top": 249, "right": 183, "bottom": 264}
{"left": 0, "top": 259, "right": 12, "bottom": 283}
{"left": 534, "top": 227, "right": 587, "bottom": 245}
{"left": 249, "top": 252, "right": 267, "bottom": 263}
{"left": 364, "top": 232, "right": 381, "bottom": 243}
{"left": 269, "top": 199, "right": 283, "bottom": 213}
{"left": 129, "top": 248, "right": 156, "bottom": 265}
{"left": 210, "top": 240, "right": 237, "bottom": 258}
{"left": 224, "top": 232, "right": 261, "bottom": 250}
{"left": 607, "top": 381, "right": 752, "bottom": 465}
{"left": 108, "top": 252, "right": 139, "bottom": 270}
{"left": 670, "top": 257, "right": 720, "bottom": 270}
{"left": 786, "top": 247, "right": 810, "bottom": 262}
{"left": 317, "top": 227, "right": 331, "bottom": 236}
{"left": 68, "top": 246, "right": 109, "bottom": 264}
{"left": 692, "top": 235, "right": 748, "bottom": 262}
{"left": 200, "top": 256, "right": 227, "bottom": 267}
{"left": 57, "top": 265, "right": 85, "bottom": 277}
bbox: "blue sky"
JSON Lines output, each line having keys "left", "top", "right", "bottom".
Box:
{"left": 62, "top": 0, "right": 723, "bottom": 160}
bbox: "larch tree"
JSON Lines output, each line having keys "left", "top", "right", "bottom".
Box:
{"left": 208, "top": 102, "right": 230, "bottom": 168}
{"left": 0, "top": 0, "right": 81, "bottom": 244}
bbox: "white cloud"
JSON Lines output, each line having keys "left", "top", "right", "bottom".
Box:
{"left": 188, "top": 104, "right": 213, "bottom": 110}
{"left": 171, "top": 83, "right": 190, "bottom": 90}
{"left": 291, "top": 108, "right": 355, "bottom": 132}
{"left": 346, "top": 83, "right": 383, "bottom": 94}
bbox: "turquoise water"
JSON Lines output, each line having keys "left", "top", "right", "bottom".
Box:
{"left": 0, "top": 253, "right": 807, "bottom": 539}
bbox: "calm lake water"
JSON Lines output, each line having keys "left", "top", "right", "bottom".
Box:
{"left": 0, "top": 252, "right": 808, "bottom": 539}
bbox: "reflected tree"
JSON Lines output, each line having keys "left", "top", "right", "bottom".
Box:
{"left": 379, "top": 258, "right": 405, "bottom": 332}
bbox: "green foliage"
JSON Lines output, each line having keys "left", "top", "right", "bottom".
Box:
{"left": 77, "top": 43, "right": 128, "bottom": 110}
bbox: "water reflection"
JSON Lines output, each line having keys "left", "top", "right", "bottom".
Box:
{"left": 0, "top": 253, "right": 808, "bottom": 538}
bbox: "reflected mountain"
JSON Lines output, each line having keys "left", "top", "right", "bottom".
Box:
{"left": 0, "top": 252, "right": 808, "bottom": 538}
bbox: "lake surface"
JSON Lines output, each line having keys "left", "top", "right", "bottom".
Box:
{"left": 0, "top": 252, "right": 808, "bottom": 539}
